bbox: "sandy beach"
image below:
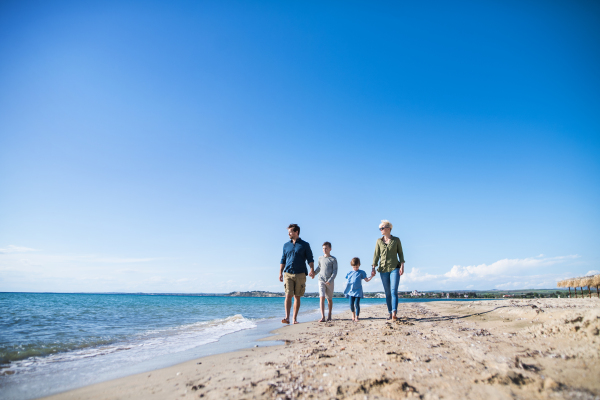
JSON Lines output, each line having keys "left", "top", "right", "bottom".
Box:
{"left": 42, "top": 298, "right": 600, "bottom": 400}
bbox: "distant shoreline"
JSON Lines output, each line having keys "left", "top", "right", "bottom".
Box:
{"left": 1, "top": 289, "right": 571, "bottom": 299}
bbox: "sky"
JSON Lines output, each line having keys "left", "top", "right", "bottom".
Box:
{"left": 1, "top": 0, "right": 599, "bottom": 294}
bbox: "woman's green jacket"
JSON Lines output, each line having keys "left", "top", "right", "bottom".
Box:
{"left": 372, "top": 235, "right": 405, "bottom": 273}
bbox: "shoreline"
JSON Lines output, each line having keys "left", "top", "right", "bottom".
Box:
{"left": 40, "top": 298, "right": 599, "bottom": 400}
{"left": 4, "top": 298, "right": 493, "bottom": 400}
{"left": 3, "top": 298, "right": 384, "bottom": 400}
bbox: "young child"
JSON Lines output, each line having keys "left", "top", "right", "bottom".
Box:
{"left": 313, "top": 241, "right": 338, "bottom": 322}
{"left": 344, "top": 257, "right": 375, "bottom": 321}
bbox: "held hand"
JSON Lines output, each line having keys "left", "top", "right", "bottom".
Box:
{"left": 399, "top": 263, "right": 405, "bottom": 276}
{"left": 279, "top": 274, "right": 283, "bottom": 282}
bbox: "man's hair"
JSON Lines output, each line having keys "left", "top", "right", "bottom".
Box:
{"left": 322, "top": 241, "right": 331, "bottom": 248}
{"left": 351, "top": 257, "right": 361, "bottom": 266}
{"left": 288, "top": 224, "right": 300, "bottom": 234}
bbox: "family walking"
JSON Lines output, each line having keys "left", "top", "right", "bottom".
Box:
{"left": 278, "top": 220, "right": 405, "bottom": 324}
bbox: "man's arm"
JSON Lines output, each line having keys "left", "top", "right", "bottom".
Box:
{"left": 308, "top": 262, "right": 315, "bottom": 278}
{"left": 280, "top": 246, "right": 287, "bottom": 282}
{"left": 305, "top": 243, "right": 315, "bottom": 278}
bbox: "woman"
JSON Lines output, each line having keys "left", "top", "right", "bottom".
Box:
{"left": 372, "top": 220, "right": 405, "bottom": 321}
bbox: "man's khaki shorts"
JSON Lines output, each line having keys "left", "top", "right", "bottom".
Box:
{"left": 284, "top": 272, "right": 306, "bottom": 297}
{"left": 318, "top": 280, "right": 334, "bottom": 300}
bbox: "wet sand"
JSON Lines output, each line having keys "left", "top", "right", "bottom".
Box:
{"left": 43, "top": 298, "right": 600, "bottom": 400}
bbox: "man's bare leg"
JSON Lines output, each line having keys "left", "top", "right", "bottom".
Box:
{"left": 292, "top": 295, "right": 301, "bottom": 324}
{"left": 327, "top": 298, "right": 333, "bottom": 321}
{"left": 283, "top": 294, "right": 293, "bottom": 323}
{"left": 319, "top": 297, "right": 326, "bottom": 322}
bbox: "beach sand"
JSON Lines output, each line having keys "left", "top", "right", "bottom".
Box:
{"left": 43, "top": 298, "right": 599, "bottom": 400}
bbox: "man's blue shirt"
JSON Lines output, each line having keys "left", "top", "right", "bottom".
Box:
{"left": 280, "top": 238, "right": 314, "bottom": 275}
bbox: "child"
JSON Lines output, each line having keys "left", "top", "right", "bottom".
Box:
{"left": 314, "top": 241, "right": 338, "bottom": 322}
{"left": 344, "top": 257, "right": 375, "bottom": 321}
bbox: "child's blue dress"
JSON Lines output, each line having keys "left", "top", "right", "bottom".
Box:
{"left": 344, "top": 270, "right": 367, "bottom": 298}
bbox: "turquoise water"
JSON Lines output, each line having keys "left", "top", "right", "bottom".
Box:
{"left": 1, "top": 293, "right": 305, "bottom": 366}
{"left": 0, "top": 292, "right": 390, "bottom": 399}
{"left": 0, "top": 292, "right": 475, "bottom": 400}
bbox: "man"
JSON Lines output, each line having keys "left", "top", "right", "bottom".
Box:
{"left": 279, "top": 224, "right": 314, "bottom": 324}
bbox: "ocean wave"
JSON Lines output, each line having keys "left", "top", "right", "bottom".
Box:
{"left": 0, "top": 314, "right": 256, "bottom": 375}
{"left": 0, "top": 337, "right": 121, "bottom": 366}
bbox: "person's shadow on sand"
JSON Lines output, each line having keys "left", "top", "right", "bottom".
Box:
{"left": 405, "top": 305, "right": 512, "bottom": 323}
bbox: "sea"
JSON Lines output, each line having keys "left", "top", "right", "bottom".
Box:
{"left": 0, "top": 292, "right": 473, "bottom": 400}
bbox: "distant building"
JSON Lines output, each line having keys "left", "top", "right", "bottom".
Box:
{"left": 502, "top": 294, "right": 514, "bottom": 298}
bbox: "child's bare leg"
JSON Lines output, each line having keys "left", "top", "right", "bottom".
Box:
{"left": 319, "top": 297, "right": 326, "bottom": 322}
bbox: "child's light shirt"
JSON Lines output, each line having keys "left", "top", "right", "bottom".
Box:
{"left": 314, "top": 255, "right": 338, "bottom": 283}
{"left": 344, "top": 269, "right": 368, "bottom": 298}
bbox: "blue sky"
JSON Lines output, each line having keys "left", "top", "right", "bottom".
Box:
{"left": 1, "top": 0, "right": 599, "bottom": 293}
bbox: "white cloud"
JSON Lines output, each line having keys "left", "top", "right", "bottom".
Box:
{"left": 443, "top": 254, "right": 579, "bottom": 279}
{"left": 91, "top": 257, "right": 157, "bottom": 263}
{"left": 0, "top": 246, "right": 170, "bottom": 292}
{"left": 0, "top": 245, "right": 586, "bottom": 293}
{"left": 586, "top": 270, "right": 599, "bottom": 276}
{"left": 393, "top": 254, "right": 582, "bottom": 291}
{"left": 495, "top": 282, "right": 521, "bottom": 289}
{"left": 0, "top": 245, "right": 38, "bottom": 254}
{"left": 0, "top": 251, "right": 158, "bottom": 266}
{"left": 402, "top": 267, "right": 439, "bottom": 283}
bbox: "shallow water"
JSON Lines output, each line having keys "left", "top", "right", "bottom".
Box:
{"left": 0, "top": 293, "right": 476, "bottom": 400}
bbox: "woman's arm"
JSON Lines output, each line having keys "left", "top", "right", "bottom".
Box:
{"left": 397, "top": 239, "right": 405, "bottom": 275}
{"left": 397, "top": 239, "right": 405, "bottom": 264}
